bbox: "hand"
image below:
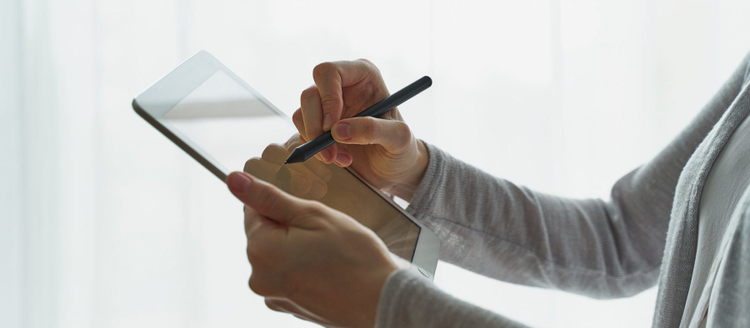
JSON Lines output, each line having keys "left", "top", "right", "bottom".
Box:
{"left": 243, "top": 134, "right": 415, "bottom": 237}
{"left": 294, "top": 59, "right": 429, "bottom": 201}
{"left": 226, "top": 171, "right": 398, "bottom": 328}
{"left": 244, "top": 135, "right": 332, "bottom": 199}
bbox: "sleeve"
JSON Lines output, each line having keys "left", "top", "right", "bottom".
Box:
{"left": 402, "top": 52, "right": 750, "bottom": 300}
{"left": 375, "top": 270, "right": 530, "bottom": 328}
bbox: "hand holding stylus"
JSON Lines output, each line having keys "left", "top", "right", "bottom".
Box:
{"left": 291, "top": 59, "right": 430, "bottom": 202}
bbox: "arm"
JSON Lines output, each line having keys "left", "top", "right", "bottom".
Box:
{"left": 404, "top": 52, "right": 749, "bottom": 299}
{"left": 228, "top": 171, "right": 530, "bottom": 328}
{"left": 276, "top": 56, "right": 750, "bottom": 327}
{"left": 377, "top": 270, "right": 529, "bottom": 328}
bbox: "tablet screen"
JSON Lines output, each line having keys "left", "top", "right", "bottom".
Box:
{"left": 158, "top": 69, "right": 420, "bottom": 261}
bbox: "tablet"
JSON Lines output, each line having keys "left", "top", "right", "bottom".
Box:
{"left": 132, "top": 51, "right": 439, "bottom": 279}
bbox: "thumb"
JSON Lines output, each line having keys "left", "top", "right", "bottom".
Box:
{"left": 330, "top": 117, "right": 413, "bottom": 153}
{"left": 226, "top": 172, "right": 313, "bottom": 227}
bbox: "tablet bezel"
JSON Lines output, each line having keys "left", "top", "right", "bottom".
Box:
{"left": 132, "top": 50, "right": 439, "bottom": 279}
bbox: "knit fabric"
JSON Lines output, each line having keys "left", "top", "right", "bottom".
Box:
{"left": 375, "top": 51, "right": 750, "bottom": 328}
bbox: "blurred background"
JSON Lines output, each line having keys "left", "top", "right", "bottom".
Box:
{"left": 2, "top": 0, "right": 750, "bottom": 327}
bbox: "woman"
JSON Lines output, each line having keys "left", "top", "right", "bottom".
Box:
{"left": 226, "top": 53, "right": 750, "bottom": 327}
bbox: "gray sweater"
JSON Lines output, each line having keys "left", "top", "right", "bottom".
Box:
{"left": 376, "top": 50, "right": 750, "bottom": 328}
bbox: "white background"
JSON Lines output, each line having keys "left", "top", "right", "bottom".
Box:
{"left": 2, "top": 0, "right": 750, "bottom": 327}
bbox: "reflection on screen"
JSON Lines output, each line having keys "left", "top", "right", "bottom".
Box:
{"left": 161, "top": 70, "right": 420, "bottom": 261}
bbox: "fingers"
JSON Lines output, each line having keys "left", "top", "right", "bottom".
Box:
{"left": 332, "top": 148, "right": 353, "bottom": 167}
{"left": 243, "top": 157, "right": 278, "bottom": 183}
{"left": 283, "top": 137, "right": 333, "bottom": 182}
{"left": 245, "top": 157, "right": 317, "bottom": 198}
{"left": 245, "top": 142, "right": 332, "bottom": 198}
{"left": 227, "top": 172, "right": 315, "bottom": 228}
{"left": 298, "top": 156, "right": 333, "bottom": 182}
{"left": 295, "top": 105, "right": 351, "bottom": 167}
{"left": 330, "top": 117, "right": 412, "bottom": 153}
{"left": 300, "top": 86, "right": 323, "bottom": 141}
{"left": 312, "top": 60, "right": 378, "bottom": 131}
{"left": 264, "top": 298, "right": 336, "bottom": 326}
{"left": 297, "top": 59, "right": 384, "bottom": 167}
{"left": 292, "top": 109, "right": 306, "bottom": 140}
{"left": 262, "top": 144, "right": 328, "bottom": 198}
{"left": 299, "top": 87, "right": 337, "bottom": 163}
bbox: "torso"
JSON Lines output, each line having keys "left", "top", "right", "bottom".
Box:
{"left": 686, "top": 108, "right": 750, "bottom": 325}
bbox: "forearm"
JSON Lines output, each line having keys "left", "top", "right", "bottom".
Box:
{"left": 376, "top": 270, "right": 529, "bottom": 328}
{"left": 406, "top": 144, "right": 666, "bottom": 298}
{"left": 399, "top": 49, "right": 748, "bottom": 299}
{"left": 408, "top": 70, "right": 740, "bottom": 298}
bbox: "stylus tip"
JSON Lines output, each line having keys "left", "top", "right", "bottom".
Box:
{"left": 284, "top": 149, "right": 306, "bottom": 164}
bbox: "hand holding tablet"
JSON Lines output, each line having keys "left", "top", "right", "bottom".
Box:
{"left": 227, "top": 171, "right": 397, "bottom": 327}
{"left": 245, "top": 134, "right": 428, "bottom": 260}
{"left": 132, "top": 51, "right": 439, "bottom": 326}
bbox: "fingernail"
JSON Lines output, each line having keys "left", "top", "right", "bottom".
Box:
{"left": 333, "top": 122, "right": 351, "bottom": 140}
{"left": 322, "top": 113, "right": 333, "bottom": 131}
{"left": 317, "top": 149, "right": 330, "bottom": 163}
{"left": 228, "top": 173, "right": 253, "bottom": 193}
{"left": 335, "top": 152, "right": 351, "bottom": 166}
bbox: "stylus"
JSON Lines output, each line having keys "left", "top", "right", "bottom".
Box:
{"left": 285, "top": 75, "right": 432, "bottom": 164}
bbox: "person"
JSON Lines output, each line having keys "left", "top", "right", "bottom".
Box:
{"left": 225, "top": 54, "right": 750, "bottom": 327}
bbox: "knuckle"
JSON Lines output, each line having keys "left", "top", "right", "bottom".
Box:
{"left": 261, "top": 143, "right": 285, "bottom": 161}
{"left": 393, "top": 121, "right": 412, "bottom": 145}
{"left": 285, "top": 134, "right": 302, "bottom": 149}
{"left": 264, "top": 299, "right": 283, "bottom": 312}
{"left": 292, "top": 114, "right": 305, "bottom": 137}
{"left": 246, "top": 243, "right": 263, "bottom": 264}
{"left": 299, "top": 86, "right": 319, "bottom": 103}
{"left": 248, "top": 275, "right": 275, "bottom": 297}
{"left": 319, "top": 94, "right": 342, "bottom": 110}
{"left": 357, "top": 58, "right": 379, "bottom": 73}
{"left": 312, "top": 62, "right": 336, "bottom": 80}
{"left": 255, "top": 187, "right": 279, "bottom": 209}
{"left": 394, "top": 120, "right": 411, "bottom": 134}
{"left": 243, "top": 157, "right": 261, "bottom": 173}
{"left": 304, "top": 201, "right": 327, "bottom": 218}
{"left": 292, "top": 108, "right": 303, "bottom": 124}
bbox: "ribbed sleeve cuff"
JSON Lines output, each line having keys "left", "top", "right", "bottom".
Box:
{"left": 375, "top": 269, "right": 426, "bottom": 328}
{"left": 375, "top": 269, "right": 529, "bottom": 328}
{"left": 406, "top": 142, "right": 447, "bottom": 220}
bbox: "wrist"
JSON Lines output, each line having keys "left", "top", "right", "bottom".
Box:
{"left": 361, "top": 260, "right": 399, "bottom": 328}
{"left": 390, "top": 140, "right": 429, "bottom": 202}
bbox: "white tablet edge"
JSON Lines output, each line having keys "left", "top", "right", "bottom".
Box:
{"left": 133, "top": 50, "right": 440, "bottom": 280}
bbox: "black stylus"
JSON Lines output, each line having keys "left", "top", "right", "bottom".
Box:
{"left": 284, "top": 76, "right": 432, "bottom": 164}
